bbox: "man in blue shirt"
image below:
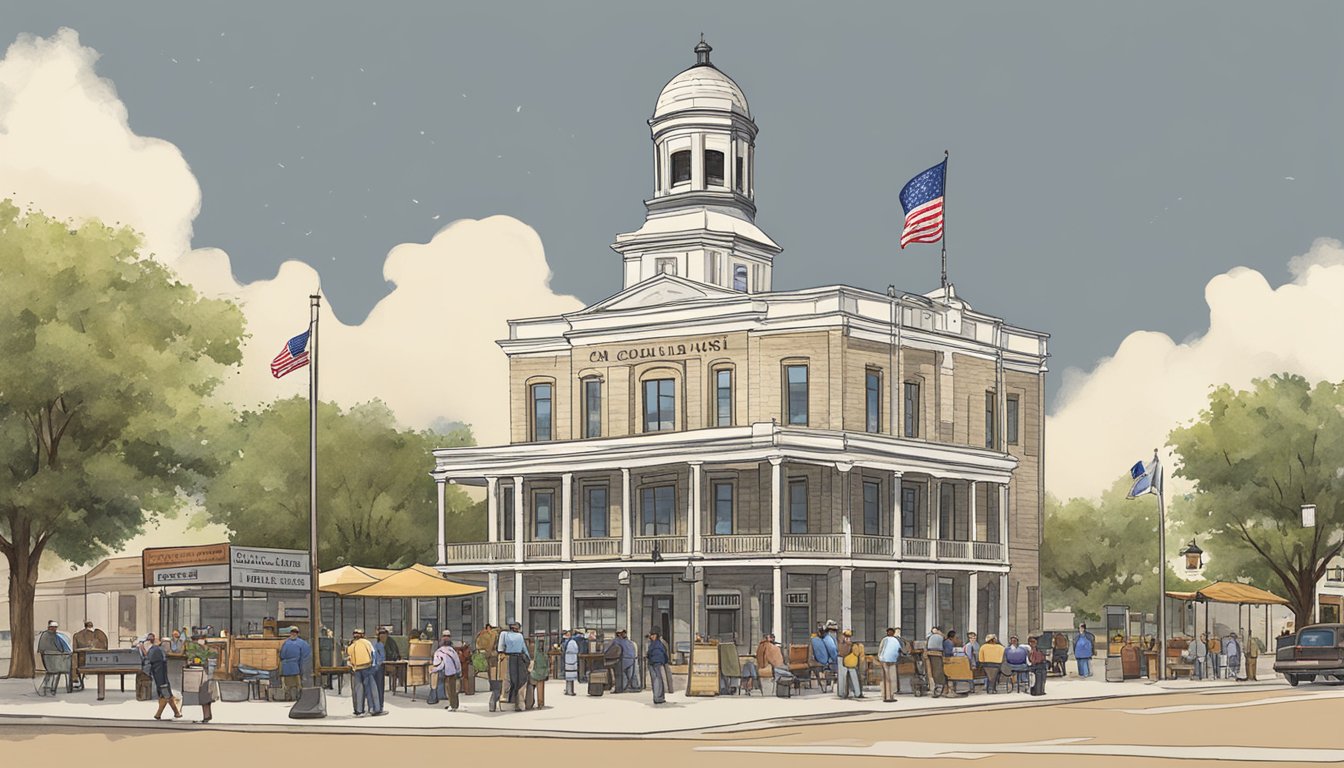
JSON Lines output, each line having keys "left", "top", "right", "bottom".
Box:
{"left": 645, "top": 629, "right": 670, "bottom": 704}
{"left": 279, "top": 626, "right": 312, "bottom": 699}
{"left": 877, "top": 627, "right": 902, "bottom": 702}
{"left": 371, "top": 630, "right": 387, "bottom": 712}
{"left": 1073, "top": 623, "right": 1095, "bottom": 678}
{"left": 822, "top": 620, "right": 840, "bottom": 676}
{"left": 496, "top": 620, "right": 530, "bottom": 712}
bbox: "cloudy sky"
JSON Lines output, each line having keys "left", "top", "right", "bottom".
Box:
{"left": 3, "top": 1, "right": 1343, "bottom": 506}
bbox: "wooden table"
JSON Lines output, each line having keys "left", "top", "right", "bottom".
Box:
{"left": 78, "top": 666, "right": 143, "bottom": 700}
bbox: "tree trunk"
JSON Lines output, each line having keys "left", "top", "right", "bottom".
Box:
{"left": 5, "top": 548, "right": 39, "bottom": 678}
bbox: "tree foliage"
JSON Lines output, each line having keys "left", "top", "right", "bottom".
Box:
{"left": 1169, "top": 374, "right": 1344, "bottom": 625}
{"left": 0, "top": 201, "right": 245, "bottom": 676}
{"left": 203, "top": 397, "right": 482, "bottom": 569}
{"left": 1041, "top": 475, "right": 1201, "bottom": 623}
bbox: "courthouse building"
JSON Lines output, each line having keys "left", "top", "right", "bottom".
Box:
{"left": 430, "top": 40, "right": 1049, "bottom": 650}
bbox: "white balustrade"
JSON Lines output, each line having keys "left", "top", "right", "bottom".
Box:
{"left": 851, "top": 535, "right": 894, "bottom": 558}
{"left": 573, "top": 538, "right": 621, "bottom": 559}
{"left": 781, "top": 534, "right": 846, "bottom": 555}
{"left": 701, "top": 534, "right": 772, "bottom": 555}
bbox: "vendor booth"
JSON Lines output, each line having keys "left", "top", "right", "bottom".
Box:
{"left": 1164, "top": 581, "right": 1289, "bottom": 680}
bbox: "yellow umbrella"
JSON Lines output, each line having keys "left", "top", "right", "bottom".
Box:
{"left": 345, "top": 567, "right": 485, "bottom": 599}
{"left": 318, "top": 565, "right": 398, "bottom": 595}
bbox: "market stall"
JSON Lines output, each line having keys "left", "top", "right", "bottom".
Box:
{"left": 1165, "top": 581, "right": 1289, "bottom": 680}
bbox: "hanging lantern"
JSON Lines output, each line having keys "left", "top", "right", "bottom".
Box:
{"left": 1302, "top": 504, "right": 1316, "bottom": 528}
{"left": 1178, "top": 539, "right": 1204, "bottom": 572}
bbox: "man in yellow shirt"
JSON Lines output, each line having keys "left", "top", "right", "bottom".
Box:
{"left": 978, "top": 634, "right": 1006, "bottom": 693}
{"left": 346, "top": 629, "right": 383, "bottom": 716}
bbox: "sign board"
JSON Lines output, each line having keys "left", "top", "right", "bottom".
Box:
{"left": 686, "top": 642, "right": 721, "bottom": 697}
{"left": 152, "top": 564, "right": 230, "bottom": 587}
{"left": 142, "top": 543, "right": 230, "bottom": 587}
{"left": 230, "top": 546, "right": 310, "bottom": 590}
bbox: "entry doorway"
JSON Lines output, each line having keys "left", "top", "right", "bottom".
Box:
{"left": 645, "top": 595, "right": 673, "bottom": 647}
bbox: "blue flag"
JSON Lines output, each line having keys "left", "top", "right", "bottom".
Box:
{"left": 1128, "top": 456, "right": 1162, "bottom": 498}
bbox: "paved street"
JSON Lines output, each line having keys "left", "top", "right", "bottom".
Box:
{"left": 2, "top": 677, "right": 1343, "bottom": 766}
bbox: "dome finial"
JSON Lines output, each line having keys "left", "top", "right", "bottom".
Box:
{"left": 694, "top": 35, "right": 712, "bottom": 67}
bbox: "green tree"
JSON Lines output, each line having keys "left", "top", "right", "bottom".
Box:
{"left": 1042, "top": 475, "right": 1202, "bottom": 623}
{"left": 203, "top": 397, "right": 482, "bottom": 569}
{"left": 0, "top": 201, "right": 245, "bottom": 677}
{"left": 1169, "top": 374, "right": 1344, "bottom": 625}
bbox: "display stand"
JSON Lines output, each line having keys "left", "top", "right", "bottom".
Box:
{"left": 687, "top": 642, "right": 720, "bottom": 696}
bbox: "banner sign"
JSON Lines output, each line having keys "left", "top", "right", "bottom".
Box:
{"left": 142, "top": 543, "right": 230, "bottom": 587}
{"left": 230, "top": 546, "right": 311, "bottom": 590}
{"left": 152, "top": 564, "right": 230, "bottom": 586}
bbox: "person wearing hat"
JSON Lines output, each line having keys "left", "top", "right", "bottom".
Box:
{"left": 615, "top": 629, "right": 639, "bottom": 692}
{"left": 74, "top": 620, "right": 109, "bottom": 652}
{"left": 645, "top": 629, "right": 670, "bottom": 704}
{"left": 561, "top": 629, "right": 581, "bottom": 696}
{"left": 139, "top": 633, "right": 183, "bottom": 720}
{"left": 978, "top": 634, "right": 1005, "bottom": 693}
{"left": 36, "top": 620, "right": 71, "bottom": 696}
{"left": 838, "top": 629, "right": 864, "bottom": 699}
{"left": 524, "top": 633, "right": 549, "bottom": 709}
{"left": 428, "top": 630, "right": 462, "bottom": 710}
{"left": 495, "top": 620, "right": 529, "bottom": 712}
{"left": 877, "top": 627, "right": 902, "bottom": 702}
{"left": 279, "top": 626, "right": 312, "bottom": 700}
{"left": 346, "top": 629, "right": 384, "bottom": 716}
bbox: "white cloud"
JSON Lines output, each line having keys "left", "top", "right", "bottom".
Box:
{"left": 0, "top": 28, "right": 582, "bottom": 448}
{"left": 1047, "top": 237, "right": 1344, "bottom": 501}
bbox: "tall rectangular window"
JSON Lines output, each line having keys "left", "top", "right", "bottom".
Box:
{"left": 733, "top": 264, "right": 748, "bottom": 291}
{"left": 534, "top": 490, "right": 554, "bottom": 540}
{"left": 985, "top": 391, "right": 997, "bottom": 449}
{"left": 939, "top": 483, "right": 954, "bottom": 540}
{"left": 901, "top": 485, "right": 919, "bottom": 538}
{"left": 715, "top": 369, "right": 733, "bottom": 427}
{"left": 785, "top": 365, "right": 809, "bottom": 426}
{"left": 502, "top": 489, "right": 515, "bottom": 541}
{"left": 985, "top": 486, "right": 1001, "bottom": 544}
{"left": 788, "top": 479, "right": 808, "bottom": 533}
{"left": 901, "top": 582, "right": 919, "bottom": 640}
{"left": 1006, "top": 395, "right": 1020, "bottom": 445}
{"left": 531, "top": 383, "right": 552, "bottom": 442}
{"left": 713, "top": 482, "right": 734, "bottom": 535}
{"left": 862, "top": 481, "right": 881, "bottom": 536}
{"left": 705, "top": 149, "right": 725, "bottom": 186}
{"left": 643, "top": 379, "right": 675, "bottom": 432}
{"left": 640, "top": 486, "right": 675, "bottom": 536}
{"left": 671, "top": 150, "right": 691, "bottom": 183}
{"left": 583, "top": 379, "right": 602, "bottom": 438}
{"left": 903, "top": 381, "right": 920, "bottom": 438}
{"left": 734, "top": 156, "right": 744, "bottom": 192}
{"left": 864, "top": 581, "right": 878, "bottom": 644}
{"left": 585, "top": 486, "right": 609, "bottom": 538}
{"left": 865, "top": 369, "right": 882, "bottom": 434}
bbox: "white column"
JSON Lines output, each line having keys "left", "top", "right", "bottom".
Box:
{"left": 513, "top": 570, "right": 524, "bottom": 625}
{"left": 486, "top": 476, "right": 499, "bottom": 542}
{"left": 968, "top": 571, "right": 979, "bottom": 636}
{"left": 890, "top": 570, "right": 902, "bottom": 630}
{"left": 689, "top": 462, "right": 703, "bottom": 554}
{"left": 999, "top": 574, "right": 1010, "bottom": 640}
{"left": 891, "top": 471, "right": 904, "bottom": 560}
{"left": 621, "top": 468, "right": 633, "bottom": 558}
{"left": 840, "top": 567, "right": 854, "bottom": 631}
{"left": 925, "top": 572, "right": 937, "bottom": 631}
{"left": 999, "top": 484, "right": 1010, "bottom": 562}
{"left": 838, "top": 463, "right": 853, "bottom": 557}
{"left": 513, "top": 476, "right": 525, "bottom": 563}
{"left": 770, "top": 457, "right": 783, "bottom": 554}
{"left": 561, "top": 570, "right": 573, "bottom": 630}
{"left": 561, "top": 472, "right": 573, "bottom": 561}
{"left": 435, "top": 478, "right": 447, "bottom": 565}
{"left": 772, "top": 566, "right": 784, "bottom": 638}
{"left": 931, "top": 479, "right": 941, "bottom": 540}
{"left": 487, "top": 572, "right": 500, "bottom": 626}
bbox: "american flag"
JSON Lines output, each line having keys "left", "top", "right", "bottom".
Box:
{"left": 270, "top": 330, "right": 311, "bottom": 379}
{"left": 899, "top": 160, "right": 947, "bottom": 249}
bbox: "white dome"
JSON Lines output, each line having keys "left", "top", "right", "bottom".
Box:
{"left": 653, "top": 41, "right": 751, "bottom": 121}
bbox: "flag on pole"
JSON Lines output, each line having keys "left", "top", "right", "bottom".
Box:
{"left": 270, "top": 330, "right": 311, "bottom": 378}
{"left": 898, "top": 159, "right": 947, "bottom": 248}
{"left": 1127, "top": 456, "right": 1163, "bottom": 498}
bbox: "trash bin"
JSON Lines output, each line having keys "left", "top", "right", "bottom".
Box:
{"left": 1105, "top": 657, "right": 1124, "bottom": 682}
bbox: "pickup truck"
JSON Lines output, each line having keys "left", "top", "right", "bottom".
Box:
{"left": 1274, "top": 624, "right": 1344, "bottom": 686}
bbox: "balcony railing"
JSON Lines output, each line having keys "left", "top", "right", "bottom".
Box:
{"left": 782, "top": 534, "right": 846, "bottom": 555}
{"left": 936, "top": 539, "right": 973, "bottom": 561}
{"left": 443, "top": 541, "right": 515, "bottom": 563}
{"left": 573, "top": 538, "right": 620, "bottom": 559}
{"left": 633, "top": 535, "right": 689, "bottom": 556}
{"left": 902, "top": 538, "right": 933, "bottom": 559}
{"left": 525, "top": 540, "right": 561, "bottom": 561}
{"left": 702, "top": 534, "right": 772, "bottom": 555}
{"left": 852, "top": 535, "right": 894, "bottom": 558}
{"left": 973, "top": 541, "right": 1005, "bottom": 562}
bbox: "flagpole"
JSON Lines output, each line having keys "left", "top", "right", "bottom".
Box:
{"left": 940, "top": 149, "right": 949, "bottom": 292}
{"left": 308, "top": 294, "right": 321, "bottom": 686}
{"left": 1155, "top": 448, "right": 1167, "bottom": 682}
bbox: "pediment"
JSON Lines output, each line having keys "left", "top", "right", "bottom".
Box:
{"left": 576, "top": 274, "right": 740, "bottom": 315}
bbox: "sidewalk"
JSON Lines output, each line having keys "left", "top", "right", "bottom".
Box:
{"left": 0, "top": 674, "right": 1287, "bottom": 737}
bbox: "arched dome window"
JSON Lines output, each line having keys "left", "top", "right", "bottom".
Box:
{"left": 671, "top": 150, "right": 692, "bottom": 184}
{"left": 705, "top": 150, "right": 725, "bottom": 186}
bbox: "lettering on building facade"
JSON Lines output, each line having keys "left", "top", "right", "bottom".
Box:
{"left": 587, "top": 336, "right": 729, "bottom": 364}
